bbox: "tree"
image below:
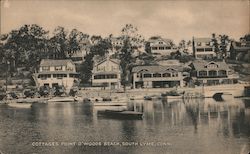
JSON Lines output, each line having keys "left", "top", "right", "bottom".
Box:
{"left": 90, "top": 35, "right": 102, "bottom": 45}
{"left": 119, "top": 39, "right": 133, "bottom": 91}
{"left": 219, "top": 35, "right": 229, "bottom": 59}
{"left": 211, "top": 33, "right": 220, "bottom": 59}
{"left": 67, "top": 29, "right": 89, "bottom": 58}
{"left": 80, "top": 37, "right": 112, "bottom": 83}
{"left": 119, "top": 24, "right": 144, "bottom": 91}
{"left": 1, "top": 24, "right": 49, "bottom": 71}
{"left": 240, "top": 34, "right": 250, "bottom": 41}
{"left": 179, "top": 40, "right": 186, "bottom": 50}
{"left": 49, "top": 26, "right": 68, "bottom": 59}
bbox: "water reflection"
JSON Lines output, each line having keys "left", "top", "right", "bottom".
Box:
{"left": 0, "top": 98, "right": 249, "bottom": 154}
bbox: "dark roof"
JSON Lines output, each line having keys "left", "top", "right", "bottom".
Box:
{"left": 148, "top": 37, "right": 172, "bottom": 46}
{"left": 191, "top": 60, "right": 229, "bottom": 71}
{"left": 132, "top": 65, "right": 184, "bottom": 73}
{"left": 40, "top": 59, "right": 73, "bottom": 67}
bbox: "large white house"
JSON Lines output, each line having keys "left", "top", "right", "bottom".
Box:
{"left": 148, "top": 36, "right": 174, "bottom": 56}
{"left": 189, "top": 60, "right": 239, "bottom": 86}
{"left": 33, "top": 59, "right": 79, "bottom": 91}
{"left": 192, "top": 37, "right": 216, "bottom": 59}
{"left": 131, "top": 65, "right": 187, "bottom": 89}
{"left": 91, "top": 56, "right": 121, "bottom": 89}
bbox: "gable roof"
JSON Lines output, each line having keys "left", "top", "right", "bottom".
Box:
{"left": 40, "top": 59, "right": 73, "bottom": 67}
{"left": 94, "top": 56, "right": 120, "bottom": 66}
{"left": 191, "top": 60, "right": 229, "bottom": 71}
{"left": 148, "top": 37, "right": 172, "bottom": 46}
{"left": 132, "top": 65, "right": 183, "bottom": 73}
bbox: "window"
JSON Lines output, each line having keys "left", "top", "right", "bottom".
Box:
{"left": 143, "top": 73, "right": 152, "bottom": 78}
{"left": 218, "top": 70, "right": 227, "bottom": 76}
{"left": 159, "top": 42, "right": 163, "bottom": 44}
{"left": 172, "top": 72, "right": 178, "bottom": 77}
{"left": 55, "top": 66, "right": 62, "bottom": 71}
{"left": 206, "top": 63, "right": 218, "bottom": 69}
{"left": 53, "top": 74, "right": 67, "bottom": 78}
{"left": 152, "top": 47, "right": 158, "bottom": 50}
{"left": 163, "top": 73, "right": 171, "bottom": 77}
{"left": 197, "top": 42, "right": 201, "bottom": 46}
{"left": 208, "top": 70, "right": 217, "bottom": 77}
{"left": 205, "top": 48, "right": 213, "bottom": 52}
{"left": 205, "top": 42, "right": 210, "bottom": 46}
{"left": 159, "top": 47, "right": 165, "bottom": 50}
{"left": 69, "top": 74, "right": 79, "bottom": 78}
{"left": 196, "top": 48, "right": 204, "bottom": 52}
{"left": 198, "top": 71, "right": 207, "bottom": 77}
{"left": 38, "top": 74, "right": 51, "bottom": 79}
{"left": 153, "top": 73, "right": 161, "bottom": 77}
{"left": 42, "top": 66, "right": 49, "bottom": 71}
{"left": 165, "top": 47, "right": 171, "bottom": 50}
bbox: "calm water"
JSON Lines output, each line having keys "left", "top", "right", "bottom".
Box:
{"left": 0, "top": 98, "right": 249, "bottom": 154}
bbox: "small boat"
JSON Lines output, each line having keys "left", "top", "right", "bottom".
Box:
{"left": 213, "top": 92, "right": 233, "bottom": 101}
{"left": 8, "top": 102, "right": 32, "bottom": 108}
{"left": 165, "top": 95, "right": 183, "bottom": 99}
{"left": 48, "top": 97, "right": 76, "bottom": 102}
{"left": 144, "top": 96, "right": 152, "bottom": 100}
{"left": 93, "top": 101, "right": 127, "bottom": 106}
{"left": 98, "top": 110, "right": 143, "bottom": 120}
{"left": 161, "top": 90, "right": 183, "bottom": 99}
{"left": 130, "top": 95, "right": 144, "bottom": 100}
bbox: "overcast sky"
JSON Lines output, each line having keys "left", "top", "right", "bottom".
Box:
{"left": 1, "top": 0, "right": 249, "bottom": 43}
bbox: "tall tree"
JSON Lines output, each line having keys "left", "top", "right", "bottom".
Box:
{"left": 67, "top": 29, "right": 89, "bottom": 57}
{"left": 211, "top": 33, "right": 220, "bottom": 59}
{"left": 1, "top": 24, "right": 49, "bottom": 71}
{"left": 219, "top": 35, "right": 229, "bottom": 59}
{"left": 119, "top": 24, "right": 143, "bottom": 91}
{"left": 49, "top": 26, "right": 68, "bottom": 59}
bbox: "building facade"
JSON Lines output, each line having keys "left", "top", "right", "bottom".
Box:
{"left": 189, "top": 60, "right": 239, "bottom": 86}
{"left": 131, "top": 65, "right": 187, "bottom": 89}
{"left": 91, "top": 57, "right": 121, "bottom": 89}
{"left": 33, "top": 59, "right": 79, "bottom": 90}
{"left": 193, "top": 37, "right": 215, "bottom": 59}
{"left": 229, "top": 40, "right": 250, "bottom": 61}
{"left": 148, "top": 37, "right": 174, "bottom": 56}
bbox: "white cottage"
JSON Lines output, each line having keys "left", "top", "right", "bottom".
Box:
{"left": 33, "top": 59, "right": 79, "bottom": 91}
{"left": 91, "top": 57, "right": 121, "bottom": 89}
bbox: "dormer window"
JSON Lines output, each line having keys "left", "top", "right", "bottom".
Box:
{"left": 197, "top": 42, "right": 201, "bottom": 46}
{"left": 205, "top": 42, "right": 210, "bottom": 46}
{"left": 42, "top": 66, "right": 49, "bottom": 71}
{"left": 159, "top": 42, "right": 164, "bottom": 44}
{"left": 206, "top": 62, "right": 218, "bottom": 69}
{"left": 55, "top": 66, "right": 62, "bottom": 71}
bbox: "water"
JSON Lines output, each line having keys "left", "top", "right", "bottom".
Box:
{"left": 0, "top": 98, "right": 249, "bottom": 154}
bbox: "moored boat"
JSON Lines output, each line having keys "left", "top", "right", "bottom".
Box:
{"left": 48, "top": 97, "right": 76, "bottom": 102}
{"left": 7, "top": 102, "right": 32, "bottom": 108}
{"left": 98, "top": 109, "right": 143, "bottom": 120}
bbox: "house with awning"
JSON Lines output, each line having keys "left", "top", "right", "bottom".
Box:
{"left": 189, "top": 60, "right": 239, "bottom": 86}
{"left": 91, "top": 56, "right": 121, "bottom": 89}
{"left": 33, "top": 59, "right": 79, "bottom": 91}
{"left": 131, "top": 65, "right": 187, "bottom": 89}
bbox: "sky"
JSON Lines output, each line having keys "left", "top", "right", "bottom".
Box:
{"left": 1, "top": 0, "right": 249, "bottom": 43}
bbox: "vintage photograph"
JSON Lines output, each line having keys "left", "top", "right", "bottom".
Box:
{"left": 0, "top": 0, "right": 250, "bottom": 153}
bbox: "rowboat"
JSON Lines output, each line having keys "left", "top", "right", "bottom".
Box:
{"left": 47, "top": 97, "right": 76, "bottom": 102}
{"left": 8, "top": 102, "right": 32, "bottom": 108}
{"left": 98, "top": 110, "right": 143, "bottom": 120}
